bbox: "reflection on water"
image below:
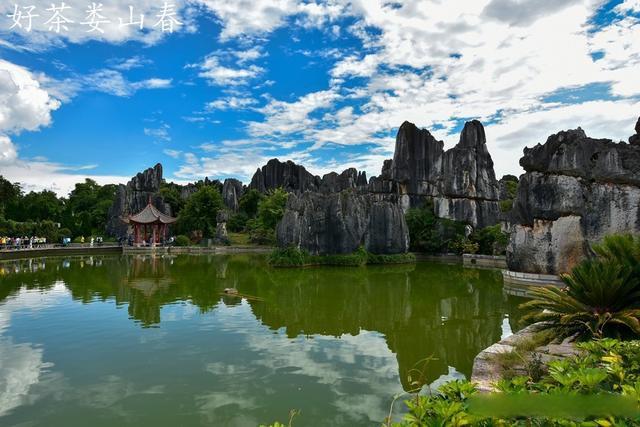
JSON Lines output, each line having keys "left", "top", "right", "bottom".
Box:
{"left": 0, "top": 255, "right": 527, "bottom": 426}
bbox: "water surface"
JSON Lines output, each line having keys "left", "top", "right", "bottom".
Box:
{"left": 0, "top": 254, "right": 524, "bottom": 426}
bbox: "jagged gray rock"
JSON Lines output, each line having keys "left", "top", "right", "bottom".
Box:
{"left": 507, "top": 122, "right": 640, "bottom": 275}
{"left": 319, "top": 168, "right": 368, "bottom": 193}
{"left": 276, "top": 190, "right": 409, "bottom": 255}
{"left": 372, "top": 120, "right": 501, "bottom": 228}
{"left": 215, "top": 210, "right": 230, "bottom": 245}
{"left": 249, "top": 158, "right": 321, "bottom": 193}
{"left": 630, "top": 117, "right": 640, "bottom": 145}
{"left": 106, "top": 163, "right": 172, "bottom": 238}
{"left": 222, "top": 178, "right": 244, "bottom": 212}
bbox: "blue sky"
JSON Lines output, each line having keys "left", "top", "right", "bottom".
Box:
{"left": 0, "top": 0, "right": 639, "bottom": 195}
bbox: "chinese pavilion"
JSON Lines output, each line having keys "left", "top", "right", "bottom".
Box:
{"left": 124, "top": 201, "right": 177, "bottom": 246}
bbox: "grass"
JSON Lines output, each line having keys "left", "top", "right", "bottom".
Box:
{"left": 268, "top": 246, "right": 416, "bottom": 267}
{"left": 227, "top": 232, "right": 256, "bottom": 246}
{"left": 489, "top": 331, "right": 553, "bottom": 380}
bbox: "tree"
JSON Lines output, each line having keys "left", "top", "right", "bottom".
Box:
{"left": 247, "top": 188, "right": 288, "bottom": 244}
{"left": 159, "top": 182, "right": 185, "bottom": 216}
{"left": 0, "top": 175, "right": 22, "bottom": 218}
{"left": 256, "top": 188, "right": 288, "bottom": 230}
{"left": 17, "top": 190, "right": 64, "bottom": 222}
{"left": 63, "top": 179, "right": 116, "bottom": 236}
{"left": 177, "top": 186, "right": 224, "bottom": 239}
{"left": 239, "top": 189, "right": 264, "bottom": 218}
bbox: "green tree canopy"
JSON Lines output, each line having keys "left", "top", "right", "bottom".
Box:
{"left": 63, "top": 179, "right": 117, "bottom": 237}
{"left": 177, "top": 186, "right": 224, "bottom": 239}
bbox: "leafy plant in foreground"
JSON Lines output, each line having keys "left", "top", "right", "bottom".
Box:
{"left": 522, "top": 234, "right": 640, "bottom": 340}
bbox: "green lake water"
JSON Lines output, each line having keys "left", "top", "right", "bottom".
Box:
{"left": 0, "top": 254, "right": 526, "bottom": 426}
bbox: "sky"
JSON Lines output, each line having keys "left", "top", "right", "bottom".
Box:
{"left": 0, "top": 0, "right": 639, "bottom": 196}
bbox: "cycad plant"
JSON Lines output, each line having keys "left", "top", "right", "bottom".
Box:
{"left": 522, "top": 234, "right": 640, "bottom": 340}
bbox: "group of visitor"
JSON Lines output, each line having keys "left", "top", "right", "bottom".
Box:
{"left": 0, "top": 236, "right": 48, "bottom": 250}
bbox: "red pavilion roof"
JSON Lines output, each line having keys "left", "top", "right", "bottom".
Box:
{"left": 124, "top": 203, "right": 177, "bottom": 225}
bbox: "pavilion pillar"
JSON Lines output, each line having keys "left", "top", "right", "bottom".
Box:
{"left": 152, "top": 225, "right": 157, "bottom": 247}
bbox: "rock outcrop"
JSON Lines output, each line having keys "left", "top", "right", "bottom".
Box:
{"left": 507, "top": 123, "right": 640, "bottom": 275}
{"left": 249, "top": 158, "right": 321, "bottom": 193}
{"left": 106, "top": 163, "right": 172, "bottom": 238}
{"left": 276, "top": 190, "right": 409, "bottom": 255}
{"left": 222, "top": 178, "right": 244, "bottom": 212}
{"left": 372, "top": 120, "right": 501, "bottom": 228}
{"left": 214, "top": 210, "right": 230, "bottom": 245}
{"left": 319, "top": 168, "right": 367, "bottom": 193}
{"left": 630, "top": 117, "right": 640, "bottom": 145}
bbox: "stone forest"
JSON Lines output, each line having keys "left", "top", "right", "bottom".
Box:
{"left": 2, "top": 116, "right": 640, "bottom": 426}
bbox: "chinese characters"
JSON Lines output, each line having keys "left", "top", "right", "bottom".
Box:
{"left": 6, "top": 2, "right": 182, "bottom": 33}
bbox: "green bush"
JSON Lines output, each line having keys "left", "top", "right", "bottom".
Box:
{"left": 522, "top": 234, "right": 640, "bottom": 340}
{"left": 177, "top": 186, "right": 224, "bottom": 238}
{"left": 227, "top": 212, "right": 249, "bottom": 232}
{"left": 174, "top": 235, "right": 191, "bottom": 247}
{"left": 268, "top": 246, "right": 415, "bottom": 267}
{"left": 405, "top": 202, "right": 467, "bottom": 254}
{"left": 248, "top": 188, "right": 289, "bottom": 245}
{"left": 471, "top": 224, "right": 509, "bottom": 255}
{"left": 449, "top": 237, "right": 479, "bottom": 254}
{"left": 389, "top": 339, "right": 640, "bottom": 426}
{"left": 500, "top": 199, "right": 513, "bottom": 213}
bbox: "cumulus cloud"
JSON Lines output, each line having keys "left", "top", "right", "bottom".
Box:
{"left": 195, "top": 0, "right": 346, "bottom": 40}
{"left": 206, "top": 96, "right": 258, "bottom": 111}
{"left": 215, "top": 0, "right": 640, "bottom": 179}
{"left": 195, "top": 56, "right": 264, "bottom": 86}
{"left": 248, "top": 89, "right": 339, "bottom": 138}
{"left": 482, "top": 0, "right": 587, "bottom": 26}
{"left": 144, "top": 122, "right": 171, "bottom": 142}
{"left": 0, "top": 60, "right": 61, "bottom": 134}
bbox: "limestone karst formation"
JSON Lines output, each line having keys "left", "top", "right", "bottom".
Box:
{"left": 507, "top": 119, "right": 640, "bottom": 275}
{"left": 104, "top": 115, "right": 640, "bottom": 268}
{"left": 274, "top": 119, "right": 503, "bottom": 255}
{"left": 106, "top": 163, "right": 172, "bottom": 239}
{"left": 106, "top": 165, "right": 246, "bottom": 239}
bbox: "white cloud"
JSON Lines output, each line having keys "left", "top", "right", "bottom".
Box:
{"left": 0, "top": 60, "right": 61, "bottom": 135}
{"left": 109, "top": 55, "right": 152, "bottom": 71}
{"left": 206, "top": 96, "right": 257, "bottom": 111}
{"left": 144, "top": 123, "right": 171, "bottom": 142}
{"left": 248, "top": 89, "right": 339, "bottom": 138}
{"left": 231, "top": 0, "right": 640, "bottom": 181}
{"left": 616, "top": 0, "right": 640, "bottom": 13}
{"left": 0, "top": 135, "right": 18, "bottom": 164}
{"left": 195, "top": 55, "right": 264, "bottom": 86}
{"left": 0, "top": 158, "right": 130, "bottom": 196}
{"left": 163, "top": 149, "right": 182, "bottom": 158}
{"left": 482, "top": 0, "right": 588, "bottom": 26}
{"left": 486, "top": 99, "right": 640, "bottom": 178}
{"left": 196, "top": 0, "right": 299, "bottom": 40}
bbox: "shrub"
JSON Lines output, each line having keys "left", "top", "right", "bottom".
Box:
{"left": 268, "top": 246, "right": 415, "bottom": 267}
{"left": 500, "top": 199, "right": 513, "bottom": 213}
{"left": 388, "top": 339, "right": 640, "bottom": 426}
{"left": 522, "top": 234, "right": 640, "bottom": 340}
{"left": 405, "top": 202, "right": 467, "bottom": 254}
{"left": 174, "top": 235, "right": 191, "bottom": 247}
{"left": 449, "top": 237, "right": 479, "bottom": 255}
{"left": 471, "top": 224, "right": 509, "bottom": 255}
{"left": 248, "top": 188, "right": 289, "bottom": 245}
{"left": 177, "top": 186, "right": 224, "bottom": 238}
{"left": 227, "top": 212, "right": 249, "bottom": 232}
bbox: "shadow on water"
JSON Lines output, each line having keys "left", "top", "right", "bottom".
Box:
{"left": 0, "top": 254, "right": 527, "bottom": 390}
